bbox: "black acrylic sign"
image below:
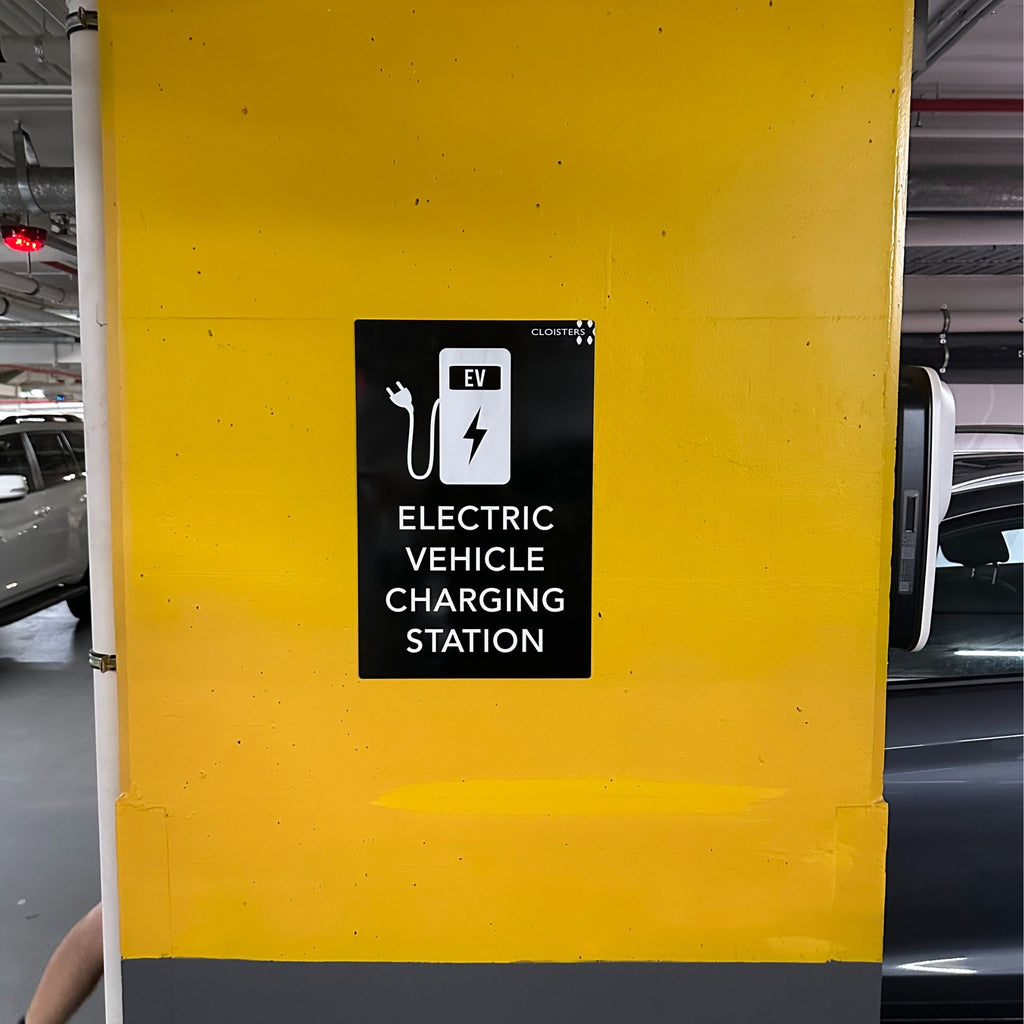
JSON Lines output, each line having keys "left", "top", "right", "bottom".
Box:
{"left": 355, "top": 320, "right": 595, "bottom": 679}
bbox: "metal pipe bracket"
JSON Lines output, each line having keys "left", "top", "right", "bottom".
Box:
{"left": 65, "top": 8, "right": 98, "bottom": 35}
{"left": 89, "top": 649, "right": 117, "bottom": 672}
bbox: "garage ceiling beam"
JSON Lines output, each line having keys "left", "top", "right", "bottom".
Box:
{"left": 0, "top": 84, "right": 72, "bottom": 112}
{"left": 0, "top": 340, "right": 80, "bottom": 364}
{"left": 0, "top": 34, "right": 70, "bottom": 71}
{"left": 905, "top": 213, "right": 1023, "bottom": 245}
{"left": 908, "top": 165, "right": 1024, "bottom": 211}
{"left": 916, "top": 0, "right": 1006, "bottom": 76}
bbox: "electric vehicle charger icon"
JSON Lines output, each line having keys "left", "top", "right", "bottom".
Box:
{"left": 387, "top": 347, "right": 512, "bottom": 485}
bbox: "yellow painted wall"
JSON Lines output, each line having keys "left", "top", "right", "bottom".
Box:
{"left": 104, "top": 0, "right": 911, "bottom": 963}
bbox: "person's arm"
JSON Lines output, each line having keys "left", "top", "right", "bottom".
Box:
{"left": 24, "top": 902, "right": 103, "bottom": 1024}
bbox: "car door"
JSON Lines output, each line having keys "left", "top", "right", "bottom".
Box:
{"left": 883, "top": 502, "right": 1024, "bottom": 1021}
{"left": 59, "top": 427, "right": 89, "bottom": 578}
{"left": 884, "top": 679, "right": 1023, "bottom": 1021}
{"left": 0, "top": 431, "right": 50, "bottom": 597}
{"left": 23, "top": 429, "right": 87, "bottom": 586}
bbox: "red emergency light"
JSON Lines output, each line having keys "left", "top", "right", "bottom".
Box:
{"left": 1, "top": 225, "right": 48, "bottom": 253}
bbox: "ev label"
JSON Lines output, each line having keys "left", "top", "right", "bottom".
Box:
{"left": 355, "top": 320, "right": 595, "bottom": 679}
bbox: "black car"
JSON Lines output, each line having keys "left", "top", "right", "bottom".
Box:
{"left": 883, "top": 452, "right": 1023, "bottom": 1022}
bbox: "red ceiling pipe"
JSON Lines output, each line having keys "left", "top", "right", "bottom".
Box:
{"left": 911, "top": 97, "right": 1023, "bottom": 113}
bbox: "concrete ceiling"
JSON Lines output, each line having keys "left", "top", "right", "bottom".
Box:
{"left": 0, "top": 0, "right": 76, "bottom": 402}
{"left": 0, "top": 0, "right": 70, "bottom": 164}
{"left": 916, "top": 0, "right": 1023, "bottom": 95}
{"left": 905, "top": 0, "right": 1023, "bottom": 381}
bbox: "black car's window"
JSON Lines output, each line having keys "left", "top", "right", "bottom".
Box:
{"left": 27, "top": 431, "right": 79, "bottom": 489}
{"left": 0, "top": 433, "right": 32, "bottom": 484}
{"left": 888, "top": 508, "right": 1024, "bottom": 682}
{"left": 62, "top": 429, "right": 86, "bottom": 473}
{"left": 935, "top": 524, "right": 1023, "bottom": 600}
{"left": 952, "top": 451, "right": 1024, "bottom": 487}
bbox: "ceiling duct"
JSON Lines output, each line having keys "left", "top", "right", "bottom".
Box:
{"left": 0, "top": 295, "right": 78, "bottom": 337}
{"left": 4, "top": 167, "right": 1013, "bottom": 219}
{"left": 0, "top": 166, "right": 75, "bottom": 214}
{"left": 0, "top": 267, "right": 68, "bottom": 304}
{"left": 901, "top": 309, "right": 1023, "bottom": 333}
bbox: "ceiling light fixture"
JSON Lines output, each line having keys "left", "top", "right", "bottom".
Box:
{"left": 1, "top": 225, "right": 48, "bottom": 253}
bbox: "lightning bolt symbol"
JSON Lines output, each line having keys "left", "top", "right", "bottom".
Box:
{"left": 463, "top": 408, "right": 487, "bottom": 463}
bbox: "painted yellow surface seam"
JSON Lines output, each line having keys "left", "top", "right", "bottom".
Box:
{"left": 373, "top": 778, "right": 787, "bottom": 816}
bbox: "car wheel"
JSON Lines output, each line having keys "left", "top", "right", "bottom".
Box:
{"left": 67, "top": 589, "right": 91, "bottom": 621}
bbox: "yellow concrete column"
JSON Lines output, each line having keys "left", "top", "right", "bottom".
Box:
{"left": 101, "top": 1, "right": 912, "bottom": 1019}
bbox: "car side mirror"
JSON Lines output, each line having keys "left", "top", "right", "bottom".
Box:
{"left": 0, "top": 474, "right": 29, "bottom": 502}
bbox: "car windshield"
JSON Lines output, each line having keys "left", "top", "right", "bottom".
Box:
{"left": 888, "top": 505, "right": 1024, "bottom": 683}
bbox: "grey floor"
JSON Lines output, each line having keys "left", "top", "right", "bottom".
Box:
{"left": 0, "top": 605, "right": 103, "bottom": 1024}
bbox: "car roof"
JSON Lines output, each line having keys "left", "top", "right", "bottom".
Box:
{"left": 946, "top": 450, "right": 1022, "bottom": 518}
{"left": 0, "top": 416, "right": 83, "bottom": 434}
{"left": 953, "top": 449, "right": 1024, "bottom": 488}
{"left": 945, "top": 479, "right": 1023, "bottom": 523}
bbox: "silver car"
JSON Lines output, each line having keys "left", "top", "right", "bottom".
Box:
{"left": 0, "top": 414, "right": 89, "bottom": 624}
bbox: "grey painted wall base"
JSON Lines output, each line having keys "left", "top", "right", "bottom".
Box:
{"left": 122, "top": 958, "right": 880, "bottom": 1023}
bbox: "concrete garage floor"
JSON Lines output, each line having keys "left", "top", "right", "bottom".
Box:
{"left": 0, "top": 606, "right": 103, "bottom": 1024}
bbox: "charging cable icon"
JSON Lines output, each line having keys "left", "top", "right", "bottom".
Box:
{"left": 386, "top": 347, "right": 512, "bottom": 486}
{"left": 385, "top": 382, "right": 439, "bottom": 481}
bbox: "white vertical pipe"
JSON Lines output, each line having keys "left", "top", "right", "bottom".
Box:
{"left": 66, "top": 3, "right": 123, "bottom": 1022}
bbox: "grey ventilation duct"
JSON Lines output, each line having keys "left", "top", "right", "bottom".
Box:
{"left": 0, "top": 267, "right": 68, "bottom": 304}
{"left": 0, "top": 295, "right": 78, "bottom": 336}
{"left": 0, "top": 166, "right": 76, "bottom": 214}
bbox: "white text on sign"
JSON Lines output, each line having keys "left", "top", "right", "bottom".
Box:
{"left": 391, "top": 504, "right": 565, "bottom": 654}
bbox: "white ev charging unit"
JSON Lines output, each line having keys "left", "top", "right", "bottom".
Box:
{"left": 889, "top": 365, "right": 957, "bottom": 652}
